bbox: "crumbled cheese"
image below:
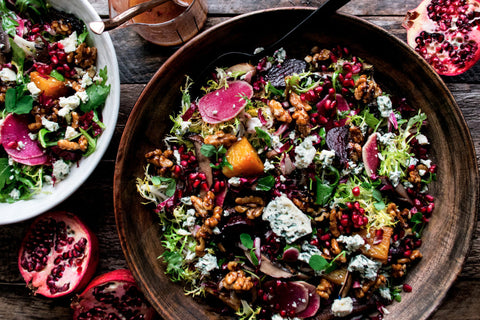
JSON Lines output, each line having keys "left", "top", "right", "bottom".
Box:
{"left": 377, "top": 132, "right": 395, "bottom": 146}
{"left": 27, "top": 81, "right": 41, "bottom": 98}
{"left": 59, "top": 95, "right": 81, "bottom": 109}
{"left": 263, "top": 195, "right": 312, "bottom": 243}
{"left": 194, "top": 253, "right": 218, "bottom": 276}
{"left": 52, "top": 159, "right": 71, "bottom": 181}
{"left": 64, "top": 126, "right": 78, "bottom": 140}
{"left": 228, "top": 177, "right": 241, "bottom": 187}
{"left": 337, "top": 234, "right": 365, "bottom": 253}
{"left": 80, "top": 72, "right": 93, "bottom": 88}
{"left": 348, "top": 254, "right": 382, "bottom": 281}
{"left": 182, "top": 209, "right": 196, "bottom": 229}
{"left": 264, "top": 159, "right": 275, "bottom": 172}
{"left": 318, "top": 149, "right": 335, "bottom": 167}
{"left": 298, "top": 241, "right": 323, "bottom": 263}
{"left": 59, "top": 31, "right": 78, "bottom": 53}
{"left": 212, "top": 110, "right": 218, "bottom": 115}
{"left": 331, "top": 297, "right": 354, "bottom": 317}
{"left": 173, "top": 150, "right": 181, "bottom": 164}
{"left": 279, "top": 175, "right": 286, "bottom": 182}
{"left": 419, "top": 169, "right": 426, "bottom": 176}
{"left": 389, "top": 170, "right": 402, "bottom": 187}
{"left": 175, "top": 120, "right": 191, "bottom": 136}
{"left": 379, "top": 286, "right": 392, "bottom": 301}
{"left": 13, "top": 35, "right": 35, "bottom": 56}
{"left": 294, "top": 135, "right": 318, "bottom": 169}
{"left": 28, "top": 132, "right": 38, "bottom": 140}
{"left": 416, "top": 133, "right": 429, "bottom": 145}
{"left": 271, "top": 314, "right": 301, "bottom": 320}
{"left": 377, "top": 95, "right": 393, "bottom": 118}
{"left": 0, "top": 68, "right": 16, "bottom": 82}
{"left": 406, "top": 157, "right": 419, "bottom": 167}
{"left": 76, "top": 90, "right": 89, "bottom": 103}
{"left": 180, "top": 197, "right": 193, "bottom": 205}
{"left": 41, "top": 116, "right": 59, "bottom": 132}
{"left": 420, "top": 159, "right": 432, "bottom": 168}
{"left": 9, "top": 188, "right": 20, "bottom": 200}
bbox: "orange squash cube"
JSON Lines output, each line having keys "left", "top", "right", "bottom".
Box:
{"left": 357, "top": 227, "right": 393, "bottom": 264}
{"left": 222, "top": 137, "right": 264, "bottom": 178}
{"left": 30, "top": 71, "right": 68, "bottom": 98}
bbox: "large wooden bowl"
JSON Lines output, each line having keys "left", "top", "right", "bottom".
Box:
{"left": 114, "top": 8, "right": 479, "bottom": 320}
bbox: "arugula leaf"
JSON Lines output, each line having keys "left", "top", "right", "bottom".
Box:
{"left": 255, "top": 127, "right": 271, "bottom": 147}
{"left": 2, "top": 15, "right": 18, "bottom": 36}
{"left": 77, "top": 27, "right": 89, "bottom": 44}
{"left": 200, "top": 144, "right": 216, "bottom": 157}
{"left": 309, "top": 254, "right": 329, "bottom": 271}
{"left": 50, "top": 70, "right": 65, "bottom": 81}
{"left": 78, "top": 128, "right": 97, "bottom": 157}
{"left": 9, "top": 38, "right": 26, "bottom": 83}
{"left": 5, "top": 87, "right": 33, "bottom": 114}
{"left": 240, "top": 233, "right": 253, "bottom": 249}
{"left": 79, "top": 66, "right": 110, "bottom": 112}
{"left": 0, "top": 158, "right": 10, "bottom": 190}
{"left": 256, "top": 175, "right": 275, "bottom": 191}
{"left": 15, "top": 0, "right": 47, "bottom": 15}
{"left": 364, "top": 109, "right": 381, "bottom": 128}
{"left": 151, "top": 176, "right": 176, "bottom": 197}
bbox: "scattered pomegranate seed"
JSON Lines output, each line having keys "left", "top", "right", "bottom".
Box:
{"left": 352, "top": 186, "right": 360, "bottom": 196}
{"left": 403, "top": 284, "right": 413, "bottom": 292}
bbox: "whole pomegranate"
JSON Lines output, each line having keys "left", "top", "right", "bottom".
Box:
{"left": 403, "top": 0, "right": 480, "bottom": 75}
{"left": 71, "top": 269, "right": 156, "bottom": 320}
{"left": 18, "top": 211, "right": 99, "bottom": 298}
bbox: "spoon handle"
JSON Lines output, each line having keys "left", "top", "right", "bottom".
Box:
{"left": 89, "top": 0, "right": 173, "bottom": 35}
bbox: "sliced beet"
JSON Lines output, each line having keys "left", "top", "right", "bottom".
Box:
{"left": 295, "top": 281, "right": 321, "bottom": 318}
{"left": 362, "top": 133, "right": 380, "bottom": 179}
{"left": 1, "top": 114, "right": 47, "bottom": 165}
{"left": 266, "top": 59, "right": 307, "bottom": 88}
{"left": 263, "top": 280, "right": 309, "bottom": 314}
{"left": 326, "top": 126, "right": 349, "bottom": 162}
{"left": 197, "top": 80, "right": 253, "bottom": 124}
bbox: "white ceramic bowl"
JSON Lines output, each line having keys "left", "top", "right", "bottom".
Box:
{"left": 0, "top": 0, "right": 120, "bottom": 224}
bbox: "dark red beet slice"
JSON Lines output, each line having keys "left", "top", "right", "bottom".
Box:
{"left": 263, "top": 280, "right": 309, "bottom": 314}
{"left": 296, "top": 281, "right": 321, "bottom": 318}
{"left": 362, "top": 133, "right": 380, "bottom": 179}
{"left": 266, "top": 59, "right": 307, "bottom": 88}
{"left": 197, "top": 80, "right": 253, "bottom": 124}
{"left": 1, "top": 114, "right": 46, "bottom": 163}
{"left": 326, "top": 126, "right": 349, "bottom": 162}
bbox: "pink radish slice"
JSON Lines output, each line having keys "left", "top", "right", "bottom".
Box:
{"left": 295, "top": 281, "right": 321, "bottom": 318}
{"left": 10, "top": 154, "right": 49, "bottom": 166}
{"left": 362, "top": 133, "right": 380, "bottom": 179}
{"left": 198, "top": 80, "right": 253, "bottom": 124}
{"left": 1, "top": 114, "right": 46, "bottom": 163}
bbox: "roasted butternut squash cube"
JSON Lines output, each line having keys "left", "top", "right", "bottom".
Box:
{"left": 30, "top": 71, "right": 68, "bottom": 98}
{"left": 357, "top": 227, "right": 393, "bottom": 264}
{"left": 222, "top": 137, "right": 264, "bottom": 178}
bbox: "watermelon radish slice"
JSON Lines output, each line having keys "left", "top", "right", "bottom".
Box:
{"left": 0, "top": 114, "right": 47, "bottom": 165}
{"left": 296, "top": 281, "right": 321, "bottom": 318}
{"left": 263, "top": 280, "right": 310, "bottom": 315}
{"left": 197, "top": 80, "right": 253, "bottom": 124}
{"left": 362, "top": 133, "right": 380, "bottom": 179}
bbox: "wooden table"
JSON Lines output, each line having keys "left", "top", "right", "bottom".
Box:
{"left": 1, "top": 0, "right": 479, "bottom": 318}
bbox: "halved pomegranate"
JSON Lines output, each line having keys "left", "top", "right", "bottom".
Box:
{"left": 71, "top": 269, "right": 156, "bottom": 320}
{"left": 18, "top": 211, "right": 99, "bottom": 298}
{"left": 403, "top": 0, "right": 480, "bottom": 75}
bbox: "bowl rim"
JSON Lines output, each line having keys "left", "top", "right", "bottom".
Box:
{"left": 114, "top": 7, "right": 479, "bottom": 320}
{"left": 0, "top": 0, "right": 121, "bottom": 224}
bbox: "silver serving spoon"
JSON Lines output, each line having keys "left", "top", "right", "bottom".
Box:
{"left": 89, "top": 0, "right": 189, "bottom": 35}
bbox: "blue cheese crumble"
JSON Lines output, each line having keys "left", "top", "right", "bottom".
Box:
{"left": 294, "top": 135, "right": 318, "bottom": 169}
{"left": 347, "top": 254, "right": 382, "bottom": 281}
{"left": 331, "top": 297, "right": 354, "bottom": 317}
{"left": 195, "top": 253, "right": 218, "bottom": 276}
{"left": 337, "top": 234, "right": 365, "bottom": 253}
{"left": 262, "top": 195, "right": 312, "bottom": 244}
{"left": 377, "top": 95, "right": 393, "bottom": 118}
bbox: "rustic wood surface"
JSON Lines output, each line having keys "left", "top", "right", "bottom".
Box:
{"left": 0, "top": 0, "right": 479, "bottom": 319}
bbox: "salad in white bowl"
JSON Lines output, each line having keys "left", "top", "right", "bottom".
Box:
{"left": 0, "top": 0, "right": 119, "bottom": 224}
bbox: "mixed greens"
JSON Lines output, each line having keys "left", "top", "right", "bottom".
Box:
{"left": 137, "top": 45, "right": 436, "bottom": 319}
{"left": 0, "top": 0, "right": 109, "bottom": 202}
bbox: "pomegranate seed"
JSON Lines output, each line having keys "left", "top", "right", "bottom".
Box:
{"left": 352, "top": 186, "right": 360, "bottom": 196}
{"left": 403, "top": 284, "right": 413, "bottom": 292}
{"left": 180, "top": 160, "right": 188, "bottom": 167}
{"left": 425, "top": 194, "right": 434, "bottom": 202}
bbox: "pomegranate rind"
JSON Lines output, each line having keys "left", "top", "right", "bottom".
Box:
{"left": 362, "top": 133, "right": 380, "bottom": 179}
{"left": 403, "top": 0, "right": 480, "bottom": 76}
{"left": 197, "top": 80, "right": 253, "bottom": 124}
{"left": 71, "top": 269, "right": 156, "bottom": 320}
{"left": 18, "top": 211, "right": 99, "bottom": 298}
{"left": 0, "top": 113, "right": 48, "bottom": 165}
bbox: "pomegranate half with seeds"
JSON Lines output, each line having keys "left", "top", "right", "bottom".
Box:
{"left": 71, "top": 269, "right": 156, "bottom": 320}
{"left": 18, "top": 211, "right": 99, "bottom": 298}
{"left": 403, "top": 0, "right": 480, "bottom": 75}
